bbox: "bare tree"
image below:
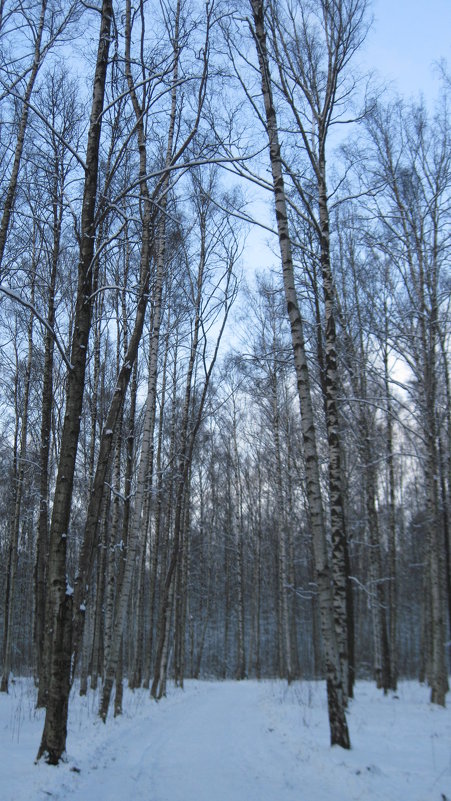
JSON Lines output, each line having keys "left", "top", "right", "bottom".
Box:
{"left": 246, "top": 0, "right": 350, "bottom": 748}
{"left": 37, "top": 0, "right": 113, "bottom": 764}
{"left": 365, "top": 96, "right": 450, "bottom": 705}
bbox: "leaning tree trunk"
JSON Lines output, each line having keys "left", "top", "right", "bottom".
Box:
{"left": 37, "top": 0, "right": 113, "bottom": 764}
{"left": 249, "top": 0, "right": 349, "bottom": 747}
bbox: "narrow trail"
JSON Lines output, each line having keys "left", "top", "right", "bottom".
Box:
{"left": 62, "top": 681, "right": 299, "bottom": 801}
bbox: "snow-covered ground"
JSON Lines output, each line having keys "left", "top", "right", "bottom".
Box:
{"left": 1, "top": 678, "right": 450, "bottom": 801}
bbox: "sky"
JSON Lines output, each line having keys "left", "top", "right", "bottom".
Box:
{"left": 363, "top": 0, "right": 451, "bottom": 103}
{"left": 240, "top": 0, "right": 451, "bottom": 287}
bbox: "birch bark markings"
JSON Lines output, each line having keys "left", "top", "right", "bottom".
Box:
{"left": 248, "top": 0, "right": 350, "bottom": 748}
{"left": 266, "top": 0, "right": 370, "bottom": 699}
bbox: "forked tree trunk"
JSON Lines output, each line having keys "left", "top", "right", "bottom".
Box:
{"left": 268, "top": 3, "right": 354, "bottom": 700}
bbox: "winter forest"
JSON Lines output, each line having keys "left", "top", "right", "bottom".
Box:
{"left": 0, "top": 0, "right": 450, "bottom": 794}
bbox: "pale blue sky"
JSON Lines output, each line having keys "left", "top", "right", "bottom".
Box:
{"left": 363, "top": 0, "right": 451, "bottom": 103}
{"left": 240, "top": 0, "right": 451, "bottom": 287}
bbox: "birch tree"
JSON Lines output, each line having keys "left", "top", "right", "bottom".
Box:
{"left": 245, "top": 0, "right": 350, "bottom": 748}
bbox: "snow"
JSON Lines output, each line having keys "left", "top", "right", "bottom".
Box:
{"left": 1, "top": 679, "right": 450, "bottom": 801}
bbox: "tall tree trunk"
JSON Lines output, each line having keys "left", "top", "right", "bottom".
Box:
{"left": 318, "top": 172, "right": 350, "bottom": 701}
{"left": 249, "top": 0, "right": 349, "bottom": 748}
{"left": 37, "top": 0, "right": 113, "bottom": 763}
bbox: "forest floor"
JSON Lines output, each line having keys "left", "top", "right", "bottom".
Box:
{"left": 1, "top": 677, "right": 450, "bottom": 801}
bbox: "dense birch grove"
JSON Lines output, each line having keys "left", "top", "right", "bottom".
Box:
{"left": 0, "top": 0, "right": 449, "bottom": 763}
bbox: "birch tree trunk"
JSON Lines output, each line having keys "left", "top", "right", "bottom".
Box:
{"left": 248, "top": 0, "right": 349, "bottom": 747}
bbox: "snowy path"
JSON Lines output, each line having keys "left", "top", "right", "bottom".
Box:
{"left": 58, "top": 682, "right": 301, "bottom": 801}
{"left": 2, "top": 679, "right": 451, "bottom": 801}
{"left": 128, "top": 681, "right": 299, "bottom": 801}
